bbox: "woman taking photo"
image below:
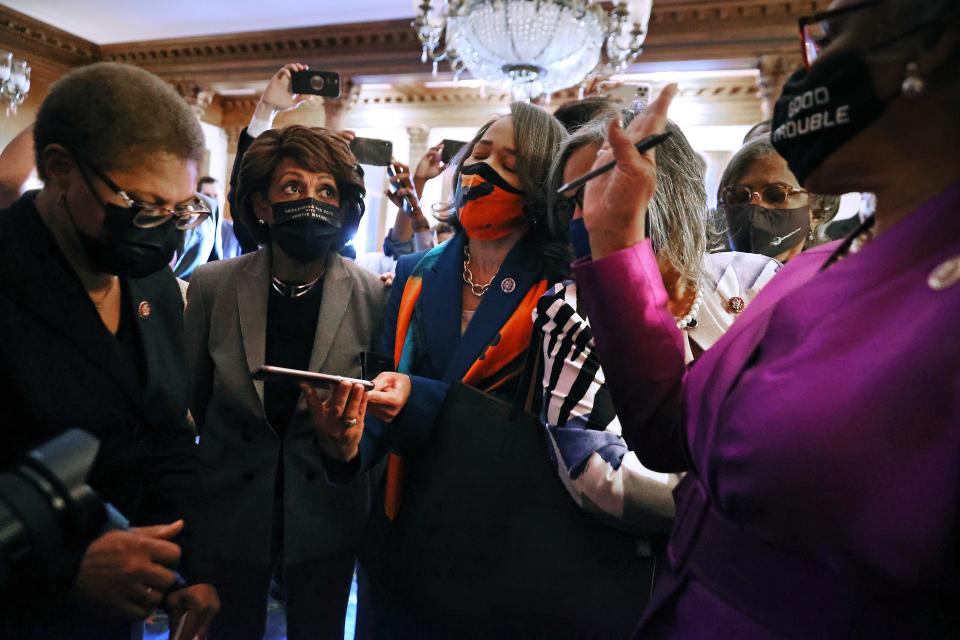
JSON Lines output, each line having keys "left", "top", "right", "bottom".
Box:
{"left": 359, "top": 102, "right": 568, "bottom": 636}
{"left": 572, "top": 0, "right": 960, "bottom": 636}
{"left": 0, "top": 62, "right": 218, "bottom": 640}
{"left": 185, "top": 120, "right": 386, "bottom": 639}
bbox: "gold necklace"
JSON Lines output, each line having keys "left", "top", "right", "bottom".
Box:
{"left": 462, "top": 245, "right": 496, "bottom": 297}
{"left": 91, "top": 277, "right": 118, "bottom": 310}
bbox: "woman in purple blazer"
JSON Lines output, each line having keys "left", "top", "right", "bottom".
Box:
{"left": 572, "top": 1, "right": 960, "bottom": 637}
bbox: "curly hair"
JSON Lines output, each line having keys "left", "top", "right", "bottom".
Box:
{"left": 34, "top": 63, "right": 204, "bottom": 180}
{"left": 235, "top": 125, "right": 365, "bottom": 246}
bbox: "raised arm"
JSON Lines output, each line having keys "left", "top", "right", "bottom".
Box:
{"left": 571, "top": 85, "right": 689, "bottom": 471}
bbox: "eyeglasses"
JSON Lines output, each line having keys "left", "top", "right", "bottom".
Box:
{"left": 721, "top": 183, "right": 810, "bottom": 208}
{"left": 79, "top": 158, "right": 211, "bottom": 231}
{"left": 799, "top": 0, "right": 880, "bottom": 69}
{"left": 553, "top": 185, "right": 585, "bottom": 219}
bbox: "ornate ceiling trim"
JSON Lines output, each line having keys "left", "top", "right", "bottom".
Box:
{"left": 93, "top": 1, "right": 826, "bottom": 82}
{"left": 99, "top": 20, "right": 422, "bottom": 83}
{"left": 0, "top": 5, "right": 100, "bottom": 71}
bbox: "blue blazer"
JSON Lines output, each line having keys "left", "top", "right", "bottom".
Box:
{"left": 383, "top": 232, "right": 543, "bottom": 454}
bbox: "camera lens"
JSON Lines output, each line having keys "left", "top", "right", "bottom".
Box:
{"left": 310, "top": 75, "right": 325, "bottom": 91}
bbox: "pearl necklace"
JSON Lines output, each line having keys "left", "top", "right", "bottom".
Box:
{"left": 675, "top": 285, "right": 703, "bottom": 331}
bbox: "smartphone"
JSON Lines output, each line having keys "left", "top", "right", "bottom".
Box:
{"left": 360, "top": 351, "right": 394, "bottom": 381}
{"left": 601, "top": 81, "right": 652, "bottom": 109}
{"left": 251, "top": 365, "right": 375, "bottom": 391}
{"left": 290, "top": 70, "right": 341, "bottom": 97}
{"left": 440, "top": 139, "right": 468, "bottom": 165}
{"left": 350, "top": 137, "right": 393, "bottom": 166}
{"left": 385, "top": 165, "right": 418, "bottom": 212}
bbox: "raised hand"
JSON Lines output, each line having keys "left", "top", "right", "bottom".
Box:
{"left": 581, "top": 84, "right": 678, "bottom": 260}
{"left": 257, "top": 63, "right": 312, "bottom": 116}
{"left": 385, "top": 160, "right": 420, "bottom": 214}
{"left": 413, "top": 142, "right": 446, "bottom": 191}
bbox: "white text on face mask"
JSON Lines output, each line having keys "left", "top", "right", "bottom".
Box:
{"left": 774, "top": 103, "right": 850, "bottom": 141}
{"left": 788, "top": 86, "right": 831, "bottom": 118}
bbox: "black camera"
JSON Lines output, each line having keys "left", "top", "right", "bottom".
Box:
{"left": 0, "top": 429, "right": 106, "bottom": 592}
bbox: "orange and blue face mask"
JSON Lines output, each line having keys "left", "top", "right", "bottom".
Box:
{"left": 455, "top": 162, "right": 526, "bottom": 240}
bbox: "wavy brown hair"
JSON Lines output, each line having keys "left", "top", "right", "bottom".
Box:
{"left": 236, "top": 125, "right": 365, "bottom": 245}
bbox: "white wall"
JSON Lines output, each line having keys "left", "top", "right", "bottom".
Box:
{"left": 200, "top": 121, "right": 228, "bottom": 207}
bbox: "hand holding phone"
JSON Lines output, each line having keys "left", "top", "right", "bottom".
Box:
{"left": 290, "top": 70, "right": 341, "bottom": 97}
{"left": 252, "top": 365, "right": 375, "bottom": 391}
{"left": 302, "top": 380, "right": 368, "bottom": 462}
{"left": 386, "top": 162, "right": 420, "bottom": 213}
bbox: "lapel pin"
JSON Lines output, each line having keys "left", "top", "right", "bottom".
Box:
{"left": 138, "top": 300, "right": 152, "bottom": 318}
{"left": 501, "top": 277, "right": 516, "bottom": 293}
{"left": 727, "top": 296, "right": 745, "bottom": 314}
{"left": 928, "top": 256, "right": 960, "bottom": 291}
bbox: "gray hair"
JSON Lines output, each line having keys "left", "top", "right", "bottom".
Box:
{"left": 440, "top": 101, "right": 567, "bottom": 217}
{"left": 438, "top": 101, "right": 571, "bottom": 279}
{"left": 718, "top": 137, "right": 841, "bottom": 238}
{"left": 547, "top": 115, "right": 709, "bottom": 287}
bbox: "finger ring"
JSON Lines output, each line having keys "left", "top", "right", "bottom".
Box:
{"left": 340, "top": 416, "right": 359, "bottom": 427}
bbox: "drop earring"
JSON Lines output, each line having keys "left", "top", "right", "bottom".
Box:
{"left": 901, "top": 62, "right": 925, "bottom": 98}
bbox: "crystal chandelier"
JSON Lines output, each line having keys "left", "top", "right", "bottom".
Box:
{"left": 0, "top": 51, "right": 31, "bottom": 116}
{"left": 413, "top": 0, "right": 653, "bottom": 101}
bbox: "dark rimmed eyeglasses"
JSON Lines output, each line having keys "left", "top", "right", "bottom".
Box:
{"left": 798, "top": 0, "right": 881, "bottom": 69}
{"left": 553, "top": 185, "right": 585, "bottom": 219}
{"left": 721, "top": 183, "right": 810, "bottom": 208}
{"left": 78, "top": 157, "right": 211, "bottom": 231}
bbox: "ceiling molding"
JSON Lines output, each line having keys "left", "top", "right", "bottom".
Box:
{"left": 0, "top": 5, "right": 99, "bottom": 71}
{"left": 94, "top": 1, "right": 825, "bottom": 83}
{"left": 99, "top": 19, "right": 423, "bottom": 83}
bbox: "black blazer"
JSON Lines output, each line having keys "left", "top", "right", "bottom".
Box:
{"left": 0, "top": 193, "right": 206, "bottom": 630}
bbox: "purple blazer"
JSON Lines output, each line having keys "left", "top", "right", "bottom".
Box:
{"left": 574, "top": 182, "right": 960, "bottom": 639}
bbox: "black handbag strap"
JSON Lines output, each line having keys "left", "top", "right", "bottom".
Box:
{"left": 509, "top": 331, "right": 544, "bottom": 420}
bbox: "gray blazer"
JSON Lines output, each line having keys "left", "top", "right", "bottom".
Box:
{"left": 184, "top": 247, "right": 387, "bottom": 566}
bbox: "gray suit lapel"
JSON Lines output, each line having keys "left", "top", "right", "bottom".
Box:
{"left": 307, "top": 254, "right": 353, "bottom": 373}
{"left": 237, "top": 248, "right": 270, "bottom": 406}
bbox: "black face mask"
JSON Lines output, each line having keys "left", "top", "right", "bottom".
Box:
{"left": 725, "top": 204, "right": 811, "bottom": 258}
{"left": 75, "top": 202, "right": 181, "bottom": 278}
{"left": 771, "top": 51, "right": 888, "bottom": 185}
{"left": 270, "top": 198, "right": 342, "bottom": 263}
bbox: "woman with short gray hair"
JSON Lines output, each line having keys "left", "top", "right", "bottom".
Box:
{"left": 718, "top": 136, "right": 841, "bottom": 261}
